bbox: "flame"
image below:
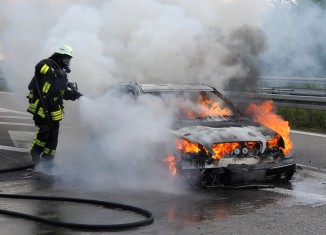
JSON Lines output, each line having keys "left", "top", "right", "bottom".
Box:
{"left": 267, "top": 134, "right": 281, "bottom": 149}
{"left": 176, "top": 139, "right": 201, "bottom": 153}
{"left": 164, "top": 154, "right": 177, "bottom": 176}
{"left": 247, "top": 141, "right": 259, "bottom": 150}
{"left": 188, "top": 94, "right": 233, "bottom": 118}
{"left": 164, "top": 139, "right": 205, "bottom": 176}
{"left": 246, "top": 100, "right": 292, "bottom": 154}
{"left": 211, "top": 142, "right": 240, "bottom": 159}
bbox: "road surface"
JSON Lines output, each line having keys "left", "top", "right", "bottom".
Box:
{"left": 0, "top": 91, "right": 326, "bottom": 235}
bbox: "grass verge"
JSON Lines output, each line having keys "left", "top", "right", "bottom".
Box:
{"left": 276, "top": 107, "right": 326, "bottom": 134}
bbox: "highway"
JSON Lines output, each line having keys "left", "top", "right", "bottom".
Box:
{"left": 290, "top": 130, "right": 326, "bottom": 172}
{"left": 0, "top": 91, "right": 326, "bottom": 234}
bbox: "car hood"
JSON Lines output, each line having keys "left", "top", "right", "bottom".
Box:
{"left": 169, "top": 121, "right": 276, "bottom": 154}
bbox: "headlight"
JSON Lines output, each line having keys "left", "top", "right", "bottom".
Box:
{"left": 242, "top": 147, "right": 249, "bottom": 154}
{"left": 233, "top": 148, "right": 241, "bottom": 155}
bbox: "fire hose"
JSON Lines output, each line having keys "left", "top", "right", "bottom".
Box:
{"left": 0, "top": 193, "right": 154, "bottom": 230}
{"left": 1, "top": 63, "right": 154, "bottom": 230}
{"left": 0, "top": 167, "right": 154, "bottom": 230}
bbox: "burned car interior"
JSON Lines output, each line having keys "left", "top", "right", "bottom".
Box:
{"left": 109, "top": 82, "right": 296, "bottom": 188}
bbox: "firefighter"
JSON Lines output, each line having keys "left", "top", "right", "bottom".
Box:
{"left": 27, "top": 44, "right": 82, "bottom": 164}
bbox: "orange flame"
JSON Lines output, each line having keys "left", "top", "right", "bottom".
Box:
{"left": 164, "top": 154, "right": 177, "bottom": 176}
{"left": 188, "top": 95, "right": 233, "bottom": 118}
{"left": 176, "top": 139, "right": 248, "bottom": 160}
{"left": 176, "top": 139, "right": 201, "bottom": 153}
{"left": 211, "top": 142, "right": 240, "bottom": 159}
{"left": 246, "top": 100, "right": 292, "bottom": 154}
{"left": 267, "top": 134, "right": 281, "bottom": 149}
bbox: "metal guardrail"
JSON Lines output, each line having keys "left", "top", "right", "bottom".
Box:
{"left": 0, "top": 66, "right": 325, "bottom": 110}
{"left": 260, "top": 87, "right": 326, "bottom": 97}
{"left": 232, "top": 92, "right": 326, "bottom": 111}
{"left": 261, "top": 76, "right": 326, "bottom": 89}
{"left": 229, "top": 77, "right": 326, "bottom": 110}
{"left": 260, "top": 77, "right": 326, "bottom": 110}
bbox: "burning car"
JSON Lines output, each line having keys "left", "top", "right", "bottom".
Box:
{"left": 109, "top": 82, "right": 296, "bottom": 187}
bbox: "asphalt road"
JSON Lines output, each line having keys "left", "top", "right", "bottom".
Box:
{"left": 1, "top": 91, "right": 326, "bottom": 235}
{"left": 290, "top": 131, "right": 326, "bottom": 171}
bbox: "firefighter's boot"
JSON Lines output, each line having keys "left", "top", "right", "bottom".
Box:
{"left": 41, "top": 153, "right": 55, "bottom": 169}
{"left": 30, "top": 149, "right": 41, "bottom": 163}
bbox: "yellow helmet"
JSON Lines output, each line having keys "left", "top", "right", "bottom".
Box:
{"left": 56, "top": 44, "right": 73, "bottom": 57}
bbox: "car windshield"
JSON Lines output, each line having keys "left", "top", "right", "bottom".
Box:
{"left": 148, "top": 90, "right": 235, "bottom": 120}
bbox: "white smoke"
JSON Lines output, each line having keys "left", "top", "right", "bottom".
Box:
{"left": 261, "top": 1, "right": 326, "bottom": 77}
{"left": 1, "top": 0, "right": 271, "bottom": 192}
{"left": 0, "top": 0, "right": 267, "bottom": 95}
{"left": 50, "top": 94, "right": 181, "bottom": 192}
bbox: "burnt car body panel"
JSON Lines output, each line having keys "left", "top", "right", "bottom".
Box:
{"left": 170, "top": 125, "right": 272, "bottom": 154}
{"left": 108, "top": 82, "right": 296, "bottom": 187}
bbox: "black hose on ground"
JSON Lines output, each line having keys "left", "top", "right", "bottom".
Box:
{"left": 0, "top": 193, "right": 154, "bottom": 230}
{"left": 0, "top": 165, "right": 154, "bottom": 230}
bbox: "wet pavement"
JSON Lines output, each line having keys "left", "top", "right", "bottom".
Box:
{"left": 1, "top": 92, "right": 326, "bottom": 234}
{"left": 0, "top": 150, "right": 33, "bottom": 172}
{"left": 1, "top": 167, "right": 326, "bottom": 235}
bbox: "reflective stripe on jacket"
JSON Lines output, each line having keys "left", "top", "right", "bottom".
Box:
{"left": 27, "top": 59, "right": 68, "bottom": 122}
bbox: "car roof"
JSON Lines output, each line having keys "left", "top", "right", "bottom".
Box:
{"left": 137, "top": 83, "right": 215, "bottom": 93}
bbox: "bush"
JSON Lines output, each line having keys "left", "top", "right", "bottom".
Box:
{"left": 276, "top": 107, "right": 326, "bottom": 133}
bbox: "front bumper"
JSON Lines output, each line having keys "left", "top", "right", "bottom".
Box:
{"left": 227, "top": 161, "right": 296, "bottom": 182}
{"left": 179, "top": 154, "right": 296, "bottom": 185}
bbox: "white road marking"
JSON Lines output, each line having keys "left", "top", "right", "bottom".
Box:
{"left": 296, "top": 164, "right": 326, "bottom": 173}
{"left": 0, "top": 122, "right": 34, "bottom": 126}
{"left": 8, "top": 130, "right": 34, "bottom": 149}
{"left": 261, "top": 169, "right": 326, "bottom": 204}
{"left": 291, "top": 130, "right": 326, "bottom": 138}
{"left": 0, "top": 115, "right": 30, "bottom": 119}
{"left": 0, "top": 144, "right": 29, "bottom": 153}
{"left": 262, "top": 187, "right": 326, "bottom": 203}
{"left": 0, "top": 108, "right": 29, "bottom": 115}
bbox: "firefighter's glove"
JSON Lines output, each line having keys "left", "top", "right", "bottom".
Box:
{"left": 66, "top": 80, "right": 82, "bottom": 100}
{"left": 64, "top": 66, "right": 71, "bottom": 73}
{"left": 66, "top": 81, "right": 77, "bottom": 90}
{"left": 55, "top": 69, "right": 67, "bottom": 79}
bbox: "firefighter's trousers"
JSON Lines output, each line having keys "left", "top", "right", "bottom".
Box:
{"left": 31, "top": 116, "right": 60, "bottom": 158}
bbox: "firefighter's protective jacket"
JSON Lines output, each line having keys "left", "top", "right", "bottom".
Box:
{"left": 27, "top": 59, "right": 77, "bottom": 121}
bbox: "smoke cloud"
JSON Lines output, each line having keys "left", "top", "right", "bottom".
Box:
{"left": 261, "top": 1, "right": 326, "bottom": 77}
{"left": 0, "top": 0, "right": 289, "bottom": 192}
{"left": 0, "top": 0, "right": 267, "bottom": 95}
{"left": 50, "top": 94, "right": 181, "bottom": 192}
